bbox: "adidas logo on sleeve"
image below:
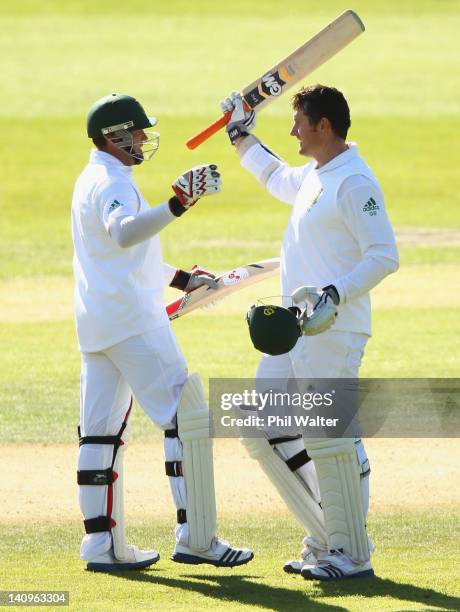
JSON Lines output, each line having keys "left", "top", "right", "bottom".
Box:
{"left": 108, "top": 199, "right": 123, "bottom": 213}
{"left": 363, "top": 197, "right": 380, "bottom": 216}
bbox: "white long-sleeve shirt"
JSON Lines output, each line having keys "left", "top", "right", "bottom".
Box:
{"left": 239, "top": 141, "right": 399, "bottom": 335}
{"left": 71, "top": 150, "right": 172, "bottom": 352}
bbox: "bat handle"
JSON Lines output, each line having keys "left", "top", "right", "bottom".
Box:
{"left": 186, "top": 99, "right": 252, "bottom": 150}
{"left": 166, "top": 296, "right": 182, "bottom": 317}
{"left": 186, "top": 112, "right": 231, "bottom": 150}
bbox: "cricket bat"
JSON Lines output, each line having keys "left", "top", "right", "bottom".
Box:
{"left": 166, "top": 257, "right": 280, "bottom": 320}
{"left": 186, "top": 10, "right": 364, "bottom": 150}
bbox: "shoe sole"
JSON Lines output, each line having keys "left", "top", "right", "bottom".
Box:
{"left": 301, "top": 568, "right": 375, "bottom": 581}
{"left": 171, "top": 552, "right": 254, "bottom": 568}
{"left": 87, "top": 554, "right": 160, "bottom": 572}
{"left": 283, "top": 565, "right": 301, "bottom": 574}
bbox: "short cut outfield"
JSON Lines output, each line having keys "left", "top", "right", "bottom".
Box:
{"left": 292, "top": 84, "right": 351, "bottom": 139}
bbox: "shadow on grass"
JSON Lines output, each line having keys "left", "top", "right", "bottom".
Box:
{"left": 114, "top": 571, "right": 346, "bottom": 611}
{"left": 110, "top": 570, "right": 460, "bottom": 611}
{"left": 315, "top": 575, "right": 460, "bottom": 611}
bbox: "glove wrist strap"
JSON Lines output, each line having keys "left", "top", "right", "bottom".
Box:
{"left": 168, "top": 195, "right": 186, "bottom": 217}
{"left": 322, "top": 284, "right": 340, "bottom": 306}
{"left": 170, "top": 269, "right": 191, "bottom": 291}
{"left": 228, "top": 125, "right": 249, "bottom": 145}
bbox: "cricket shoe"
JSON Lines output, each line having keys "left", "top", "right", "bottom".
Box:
{"left": 283, "top": 536, "right": 327, "bottom": 574}
{"left": 171, "top": 537, "right": 254, "bottom": 567}
{"left": 301, "top": 549, "right": 374, "bottom": 581}
{"left": 86, "top": 545, "right": 160, "bottom": 572}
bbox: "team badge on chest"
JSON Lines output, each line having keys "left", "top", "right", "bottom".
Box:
{"left": 307, "top": 188, "right": 323, "bottom": 212}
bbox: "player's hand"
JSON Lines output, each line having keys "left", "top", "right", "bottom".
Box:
{"left": 299, "top": 287, "right": 339, "bottom": 336}
{"left": 220, "top": 92, "right": 256, "bottom": 144}
{"left": 185, "top": 266, "right": 218, "bottom": 292}
{"left": 169, "top": 164, "right": 221, "bottom": 216}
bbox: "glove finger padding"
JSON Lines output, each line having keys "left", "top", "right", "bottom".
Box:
{"left": 172, "top": 164, "right": 222, "bottom": 209}
{"left": 220, "top": 91, "right": 241, "bottom": 114}
{"left": 185, "top": 273, "right": 219, "bottom": 292}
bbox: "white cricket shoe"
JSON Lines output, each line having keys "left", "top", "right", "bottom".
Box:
{"left": 283, "top": 536, "right": 327, "bottom": 574}
{"left": 171, "top": 537, "right": 254, "bottom": 567}
{"left": 301, "top": 549, "right": 374, "bottom": 581}
{"left": 86, "top": 544, "right": 160, "bottom": 572}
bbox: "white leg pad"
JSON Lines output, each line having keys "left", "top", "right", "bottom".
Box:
{"left": 111, "top": 422, "right": 129, "bottom": 561}
{"left": 306, "top": 438, "right": 370, "bottom": 564}
{"left": 241, "top": 437, "right": 327, "bottom": 547}
{"left": 177, "top": 373, "right": 216, "bottom": 551}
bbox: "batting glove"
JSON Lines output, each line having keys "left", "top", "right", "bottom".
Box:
{"left": 300, "top": 286, "right": 339, "bottom": 336}
{"left": 220, "top": 91, "right": 256, "bottom": 144}
{"left": 170, "top": 266, "right": 218, "bottom": 292}
{"left": 185, "top": 266, "right": 218, "bottom": 292}
{"left": 169, "top": 164, "right": 221, "bottom": 217}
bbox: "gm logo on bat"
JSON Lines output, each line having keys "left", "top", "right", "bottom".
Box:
{"left": 262, "top": 72, "right": 283, "bottom": 96}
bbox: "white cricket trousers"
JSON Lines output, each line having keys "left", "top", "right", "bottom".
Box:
{"left": 78, "top": 326, "right": 188, "bottom": 560}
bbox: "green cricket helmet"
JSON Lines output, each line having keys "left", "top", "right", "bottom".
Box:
{"left": 246, "top": 304, "right": 302, "bottom": 356}
{"left": 87, "top": 93, "right": 157, "bottom": 137}
{"left": 86, "top": 93, "right": 159, "bottom": 163}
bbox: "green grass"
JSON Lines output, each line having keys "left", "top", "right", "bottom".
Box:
{"left": 1, "top": 512, "right": 459, "bottom": 611}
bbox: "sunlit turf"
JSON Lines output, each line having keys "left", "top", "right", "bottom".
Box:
{"left": 1, "top": 512, "right": 459, "bottom": 611}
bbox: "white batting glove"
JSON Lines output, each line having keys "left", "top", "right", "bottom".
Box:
{"left": 291, "top": 285, "right": 322, "bottom": 308}
{"left": 170, "top": 164, "right": 221, "bottom": 216}
{"left": 185, "top": 266, "right": 218, "bottom": 292}
{"left": 220, "top": 91, "right": 256, "bottom": 144}
{"left": 300, "top": 287, "right": 339, "bottom": 336}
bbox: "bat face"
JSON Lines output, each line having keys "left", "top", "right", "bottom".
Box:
{"left": 186, "top": 10, "right": 364, "bottom": 149}
{"left": 167, "top": 258, "right": 280, "bottom": 320}
{"left": 242, "top": 10, "right": 365, "bottom": 113}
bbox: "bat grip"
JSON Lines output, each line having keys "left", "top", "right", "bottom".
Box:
{"left": 186, "top": 112, "right": 231, "bottom": 150}
{"left": 186, "top": 99, "right": 252, "bottom": 150}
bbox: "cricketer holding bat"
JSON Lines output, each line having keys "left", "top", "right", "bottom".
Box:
{"left": 222, "top": 85, "right": 399, "bottom": 580}
{"left": 71, "top": 93, "right": 253, "bottom": 571}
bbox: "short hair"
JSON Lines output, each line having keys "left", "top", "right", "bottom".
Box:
{"left": 292, "top": 84, "right": 351, "bottom": 139}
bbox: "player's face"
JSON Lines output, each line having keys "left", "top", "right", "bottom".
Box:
{"left": 131, "top": 129, "right": 147, "bottom": 158}
{"left": 290, "top": 110, "right": 322, "bottom": 157}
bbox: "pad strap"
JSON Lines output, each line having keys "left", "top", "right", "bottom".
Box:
{"left": 268, "top": 435, "right": 302, "bottom": 445}
{"left": 77, "top": 398, "right": 133, "bottom": 533}
{"left": 84, "top": 516, "right": 116, "bottom": 534}
{"left": 165, "top": 461, "right": 183, "bottom": 477}
{"left": 164, "top": 427, "right": 179, "bottom": 438}
{"left": 78, "top": 435, "right": 120, "bottom": 447}
{"left": 285, "top": 449, "right": 311, "bottom": 472}
{"left": 77, "top": 468, "right": 117, "bottom": 486}
{"left": 177, "top": 509, "right": 187, "bottom": 524}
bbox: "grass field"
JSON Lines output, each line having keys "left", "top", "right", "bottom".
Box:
{"left": 0, "top": 1, "right": 459, "bottom": 610}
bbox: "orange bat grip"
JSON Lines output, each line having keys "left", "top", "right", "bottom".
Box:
{"left": 186, "top": 111, "right": 232, "bottom": 150}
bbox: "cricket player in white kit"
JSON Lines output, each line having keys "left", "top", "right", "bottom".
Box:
{"left": 221, "top": 85, "right": 399, "bottom": 580}
{"left": 71, "top": 93, "right": 253, "bottom": 571}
